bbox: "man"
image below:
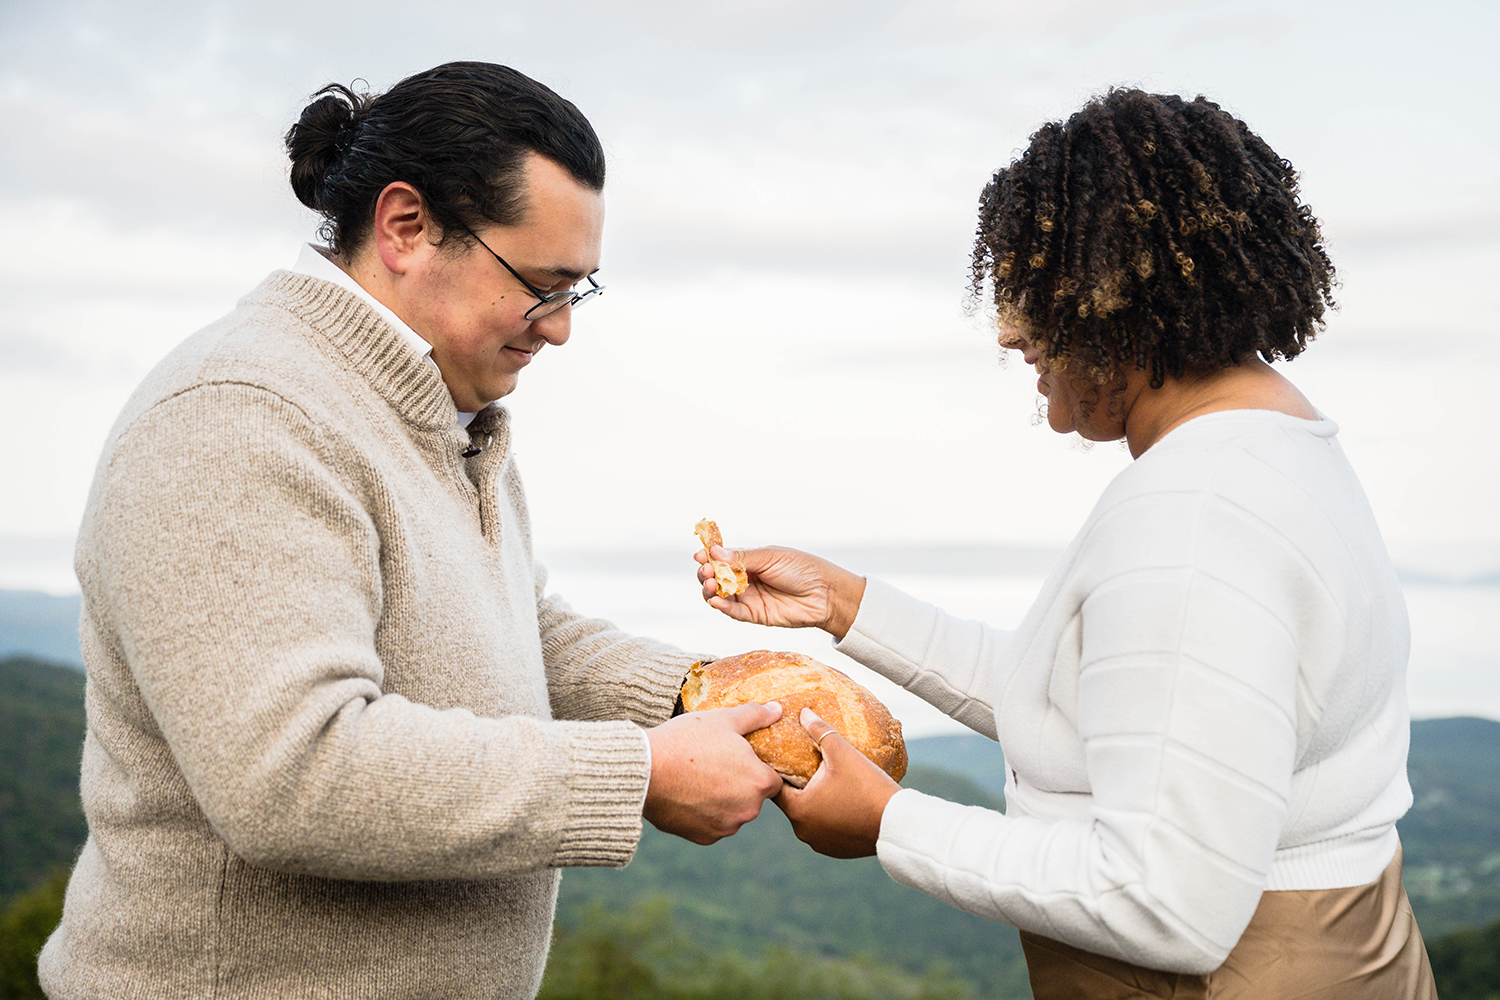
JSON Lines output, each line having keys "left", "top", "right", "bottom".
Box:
{"left": 39, "top": 61, "right": 782, "bottom": 999}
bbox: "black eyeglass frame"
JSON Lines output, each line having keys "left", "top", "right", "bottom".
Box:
{"left": 463, "top": 226, "right": 604, "bottom": 320}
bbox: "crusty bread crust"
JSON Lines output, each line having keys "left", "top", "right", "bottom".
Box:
{"left": 681, "top": 650, "right": 907, "bottom": 787}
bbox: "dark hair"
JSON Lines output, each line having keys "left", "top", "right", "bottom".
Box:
{"left": 285, "top": 61, "right": 605, "bottom": 258}
{"left": 971, "top": 88, "right": 1335, "bottom": 388}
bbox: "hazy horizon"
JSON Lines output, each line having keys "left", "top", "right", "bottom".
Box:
{"left": 5, "top": 543, "right": 1497, "bottom": 733}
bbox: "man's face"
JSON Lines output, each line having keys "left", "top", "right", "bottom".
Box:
{"left": 402, "top": 153, "right": 605, "bottom": 411}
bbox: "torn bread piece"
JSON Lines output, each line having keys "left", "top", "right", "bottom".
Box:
{"left": 695, "top": 518, "right": 748, "bottom": 597}
{"left": 681, "top": 650, "right": 907, "bottom": 787}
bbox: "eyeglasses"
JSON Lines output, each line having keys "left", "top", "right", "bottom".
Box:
{"left": 464, "top": 227, "right": 604, "bottom": 321}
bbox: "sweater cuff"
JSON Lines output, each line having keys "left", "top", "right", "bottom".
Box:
{"left": 876, "top": 786, "right": 1012, "bottom": 909}
{"left": 550, "top": 720, "right": 652, "bottom": 868}
{"left": 876, "top": 787, "right": 959, "bottom": 891}
{"left": 610, "top": 651, "right": 705, "bottom": 729}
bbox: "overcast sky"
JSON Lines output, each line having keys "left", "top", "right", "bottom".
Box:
{"left": 2, "top": 0, "right": 1497, "bottom": 584}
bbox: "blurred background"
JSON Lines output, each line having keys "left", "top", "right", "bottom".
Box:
{"left": 2, "top": 0, "right": 1497, "bottom": 735}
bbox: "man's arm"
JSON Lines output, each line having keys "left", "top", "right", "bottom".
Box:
{"left": 530, "top": 564, "right": 784, "bottom": 843}
{"left": 532, "top": 567, "right": 698, "bottom": 728}
{"left": 86, "top": 384, "right": 655, "bottom": 877}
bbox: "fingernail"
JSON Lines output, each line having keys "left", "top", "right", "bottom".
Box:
{"left": 765, "top": 701, "right": 781, "bottom": 714}
{"left": 801, "top": 708, "right": 823, "bottom": 726}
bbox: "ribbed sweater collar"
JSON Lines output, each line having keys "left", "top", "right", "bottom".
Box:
{"left": 253, "top": 270, "right": 471, "bottom": 433}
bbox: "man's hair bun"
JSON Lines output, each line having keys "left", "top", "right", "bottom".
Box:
{"left": 286, "top": 83, "right": 370, "bottom": 214}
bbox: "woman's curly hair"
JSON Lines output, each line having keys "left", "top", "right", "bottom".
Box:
{"left": 971, "top": 88, "right": 1335, "bottom": 388}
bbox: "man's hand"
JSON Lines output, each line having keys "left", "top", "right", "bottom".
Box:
{"left": 644, "top": 701, "right": 784, "bottom": 844}
{"left": 774, "top": 708, "right": 901, "bottom": 858}
{"left": 694, "top": 545, "right": 866, "bottom": 640}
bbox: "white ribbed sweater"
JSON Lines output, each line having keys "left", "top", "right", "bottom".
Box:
{"left": 41, "top": 272, "right": 697, "bottom": 999}
{"left": 838, "top": 410, "right": 1413, "bottom": 974}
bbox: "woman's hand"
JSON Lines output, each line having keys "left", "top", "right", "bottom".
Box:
{"left": 773, "top": 708, "right": 900, "bottom": 859}
{"left": 694, "top": 545, "right": 867, "bottom": 640}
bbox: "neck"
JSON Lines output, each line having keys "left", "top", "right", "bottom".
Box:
{"left": 1122, "top": 358, "right": 1317, "bottom": 458}
{"left": 343, "top": 244, "right": 398, "bottom": 309}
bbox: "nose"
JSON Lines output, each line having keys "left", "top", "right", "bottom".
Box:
{"left": 998, "top": 330, "right": 1040, "bottom": 366}
{"left": 532, "top": 304, "right": 572, "bottom": 347}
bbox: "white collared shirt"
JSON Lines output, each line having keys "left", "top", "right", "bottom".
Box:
{"left": 292, "top": 244, "right": 478, "bottom": 428}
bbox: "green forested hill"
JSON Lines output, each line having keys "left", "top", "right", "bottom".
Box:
{"left": 4, "top": 653, "right": 1499, "bottom": 998}
{"left": 0, "top": 657, "right": 85, "bottom": 901}
{"left": 1399, "top": 716, "right": 1500, "bottom": 936}
{"left": 556, "top": 764, "right": 1033, "bottom": 997}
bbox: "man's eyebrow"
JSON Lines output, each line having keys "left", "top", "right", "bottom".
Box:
{"left": 534, "top": 264, "right": 599, "bottom": 283}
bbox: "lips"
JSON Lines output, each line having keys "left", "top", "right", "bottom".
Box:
{"left": 505, "top": 343, "right": 540, "bottom": 364}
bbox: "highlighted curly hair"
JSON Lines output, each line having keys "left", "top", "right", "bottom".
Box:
{"left": 971, "top": 89, "right": 1336, "bottom": 388}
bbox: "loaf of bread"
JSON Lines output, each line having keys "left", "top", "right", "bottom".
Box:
{"left": 695, "top": 518, "right": 747, "bottom": 597}
{"left": 681, "top": 650, "right": 907, "bottom": 787}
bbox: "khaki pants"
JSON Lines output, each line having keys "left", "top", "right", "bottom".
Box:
{"left": 1020, "top": 847, "right": 1437, "bottom": 999}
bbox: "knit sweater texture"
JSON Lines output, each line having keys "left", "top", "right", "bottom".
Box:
{"left": 40, "top": 271, "right": 698, "bottom": 999}
{"left": 837, "top": 410, "right": 1413, "bottom": 975}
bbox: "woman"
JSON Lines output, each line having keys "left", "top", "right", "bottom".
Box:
{"left": 699, "top": 89, "right": 1437, "bottom": 998}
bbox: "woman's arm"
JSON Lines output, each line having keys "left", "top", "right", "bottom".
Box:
{"left": 744, "top": 492, "right": 1313, "bottom": 974}
{"left": 873, "top": 495, "right": 1309, "bottom": 974}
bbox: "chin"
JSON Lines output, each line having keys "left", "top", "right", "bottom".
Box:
{"left": 1046, "top": 414, "right": 1075, "bottom": 436}
{"left": 478, "top": 379, "right": 519, "bottom": 405}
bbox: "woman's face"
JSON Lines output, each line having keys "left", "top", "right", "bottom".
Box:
{"left": 999, "top": 327, "right": 1127, "bottom": 442}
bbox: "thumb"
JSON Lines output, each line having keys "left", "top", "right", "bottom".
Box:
{"left": 800, "top": 707, "right": 844, "bottom": 754}
{"left": 709, "top": 544, "right": 746, "bottom": 568}
{"left": 722, "top": 699, "right": 783, "bottom": 735}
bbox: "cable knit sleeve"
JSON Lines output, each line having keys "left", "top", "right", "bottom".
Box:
{"left": 534, "top": 566, "right": 703, "bottom": 728}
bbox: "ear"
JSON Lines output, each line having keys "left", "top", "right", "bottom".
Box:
{"left": 371, "top": 181, "right": 432, "bottom": 276}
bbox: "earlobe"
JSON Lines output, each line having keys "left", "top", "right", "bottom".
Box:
{"left": 372, "top": 181, "right": 430, "bottom": 275}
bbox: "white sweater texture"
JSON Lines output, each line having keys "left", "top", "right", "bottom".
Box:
{"left": 836, "top": 410, "right": 1413, "bottom": 974}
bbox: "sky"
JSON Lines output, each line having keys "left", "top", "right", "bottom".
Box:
{"left": 1, "top": 0, "right": 1497, "bottom": 720}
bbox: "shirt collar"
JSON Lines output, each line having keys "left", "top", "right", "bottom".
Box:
{"left": 292, "top": 244, "right": 479, "bottom": 427}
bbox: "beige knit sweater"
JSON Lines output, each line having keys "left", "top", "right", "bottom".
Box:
{"left": 40, "top": 271, "right": 698, "bottom": 999}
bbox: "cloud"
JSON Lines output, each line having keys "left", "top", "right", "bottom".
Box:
{"left": 0, "top": 0, "right": 1496, "bottom": 558}
{"left": 0, "top": 73, "right": 300, "bottom": 234}
{"left": 1164, "top": 9, "right": 1300, "bottom": 50}
{"left": 0, "top": 328, "right": 74, "bottom": 374}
